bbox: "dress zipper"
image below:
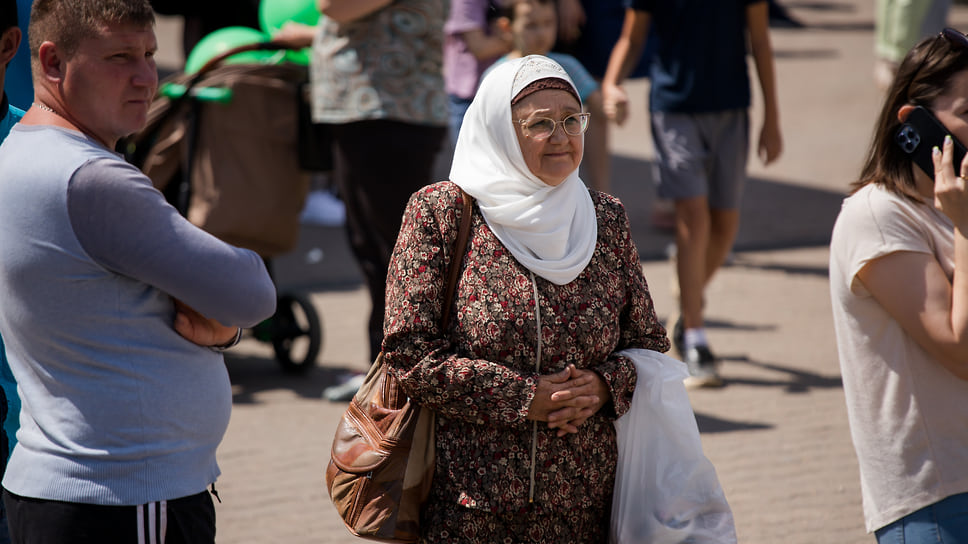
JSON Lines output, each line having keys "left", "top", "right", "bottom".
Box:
{"left": 529, "top": 272, "right": 541, "bottom": 503}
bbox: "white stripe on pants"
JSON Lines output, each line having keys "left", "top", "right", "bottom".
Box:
{"left": 137, "top": 501, "right": 168, "bottom": 544}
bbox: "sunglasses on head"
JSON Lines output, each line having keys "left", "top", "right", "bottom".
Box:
{"left": 904, "top": 28, "right": 968, "bottom": 99}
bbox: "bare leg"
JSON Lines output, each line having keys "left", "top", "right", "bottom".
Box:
{"left": 675, "top": 196, "right": 726, "bottom": 387}
{"left": 704, "top": 208, "right": 740, "bottom": 284}
{"left": 674, "top": 195, "right": 711, "bottom": 330}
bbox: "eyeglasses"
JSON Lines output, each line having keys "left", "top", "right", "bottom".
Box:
{"left": 515, "top": 112, "right": 590, "bottom": 140}
{"left": 904, "top": 27, "right": 968, "bottom": 100}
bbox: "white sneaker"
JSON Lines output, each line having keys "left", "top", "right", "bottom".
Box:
{"left": 300, "top": 190, "right": 346, "bottom": 226}
{"left": 322, "top": 373, "right": 365, "bottom": 402}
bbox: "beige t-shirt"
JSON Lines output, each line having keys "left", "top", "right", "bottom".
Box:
{"left": 829, "top": 182, "right": 968, "bottom": 532}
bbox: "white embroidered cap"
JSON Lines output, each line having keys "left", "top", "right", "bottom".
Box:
{"left": 510, "top": 55, "right": 575, "bottom": 103}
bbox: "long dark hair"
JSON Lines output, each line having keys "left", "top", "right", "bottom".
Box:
{"left": 855, "top": 31, "right": 968, "bottom": 200}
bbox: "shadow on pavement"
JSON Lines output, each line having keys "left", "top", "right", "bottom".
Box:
{"left": 695, "top": 412, "right": 773, "bottom": 434}
{"left": 727, "top": 256, "right": 830, "bottom": 279}
{"left": 610, "top": 153, "right": 845, "bottom": 262}
{"left": 703, "top": 317, "right": 779, "bottom": 334}
{"left": 798, "top": 21, "right": 874, "bottom": 32}
{"left": 224, "top": 352, "right": 355, "bottom": 404}
{"left": 773, "top": 48, "right": 839, "bottom": 60}
{"left": 719, "top": 355, "right": 843, "bottom": 393}
{"left": 785, "top": 1, "right": 855, "bottom": 12}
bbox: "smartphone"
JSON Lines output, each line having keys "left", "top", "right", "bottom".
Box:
{"left": 896, "top": 105, "right": 968, "bottom": 178}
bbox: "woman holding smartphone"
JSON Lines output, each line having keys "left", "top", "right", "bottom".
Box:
{"left": 829, "top": 28, "right": 968, "bottom": 543}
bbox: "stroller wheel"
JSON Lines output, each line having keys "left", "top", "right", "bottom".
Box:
{"left": 270, "top": 293, "right": 322, "bottom": 374}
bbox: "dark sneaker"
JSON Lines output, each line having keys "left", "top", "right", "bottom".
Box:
{"left": 769, "top": 1, "right": 805, "bottom": 28}
{"left": 683, "top": 345, "right": 724, "bottom": 389}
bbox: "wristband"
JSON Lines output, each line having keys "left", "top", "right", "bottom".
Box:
{"left": 210, "top": 327, "right": 243, "bottom": 352}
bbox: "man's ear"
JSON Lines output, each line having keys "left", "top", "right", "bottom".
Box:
{"left": 0, "top": 27, "right": 21, "bottom": 66}
{"left": 37, "top": 41, "right": 66, "bottom": 82}
{"left": 898, "top": 104, "right": 915, "bottom": 123}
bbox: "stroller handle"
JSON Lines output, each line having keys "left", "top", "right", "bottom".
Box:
{"left": 159, "top": 83, "right": 233, "bottom": 103}
{"left": 192, "top": 38, "right": 306, "bottom": 78}
{"left": 165, "top": 38, "right": 309, "bottom": 105}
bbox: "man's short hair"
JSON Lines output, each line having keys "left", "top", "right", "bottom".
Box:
{"left": 28, "top": 0, "right": 154, "bottom": 61}
{"left": 0, "top": 0, "right": 18, "bottom": 34}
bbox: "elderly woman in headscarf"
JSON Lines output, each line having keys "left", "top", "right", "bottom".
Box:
{"left": 382, "top": 55, "right": 670, "bottom": 543}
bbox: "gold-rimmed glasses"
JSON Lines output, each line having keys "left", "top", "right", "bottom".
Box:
{"left": 515, "top": 112, "right": 591, "bottom": 140}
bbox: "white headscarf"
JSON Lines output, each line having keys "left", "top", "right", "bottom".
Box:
{"left": 450, "top": 55, "right": 597, "bottom": 285}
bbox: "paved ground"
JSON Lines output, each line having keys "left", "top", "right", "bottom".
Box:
{"left": 150, "top": 2, "right": 968, "bottom": 542}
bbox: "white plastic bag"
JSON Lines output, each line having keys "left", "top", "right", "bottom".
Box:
{"left": 610, "top": 349, "right": 737, "bottom": 544}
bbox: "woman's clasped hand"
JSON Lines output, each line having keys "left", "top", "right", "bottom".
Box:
{"left": 529, "top": 364, "right": 611, "bottom": 436}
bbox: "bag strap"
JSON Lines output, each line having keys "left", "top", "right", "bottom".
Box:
{"left": 440, "top": 189, "right": 474, "bottom": 330}
{"left": 375, "top": 188, "right": 473, "bottom": 408}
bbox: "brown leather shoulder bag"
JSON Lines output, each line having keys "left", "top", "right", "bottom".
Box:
{"left": 326, "top": 188, "right": 474, "bottom": 542}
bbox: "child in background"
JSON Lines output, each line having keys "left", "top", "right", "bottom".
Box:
{"left": 552, "top": 0, "right": 663, "bottom": 209}
{"left": 603, "top": 0, "right": 782, "bottom": 387}
{"left": 445, "top": 0, "right": 513, "bottom": 146}
{"left": 486, "top": 0, "right": 611, "bottom": 192}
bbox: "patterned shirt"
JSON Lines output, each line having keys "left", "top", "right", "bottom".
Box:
{"left": 310, "top": 0, "right": 449, "bottom": 126}
{"left": 383, "top": 182, "right": 670, "bottom": 518}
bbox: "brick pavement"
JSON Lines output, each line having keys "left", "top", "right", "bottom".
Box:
{"left": 145, "top": 2, "right": 968, "bottom": 542}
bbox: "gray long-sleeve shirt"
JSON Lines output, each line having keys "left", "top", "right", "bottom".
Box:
{"left": 0, "top": 124, "right": 276, "bottom": 505}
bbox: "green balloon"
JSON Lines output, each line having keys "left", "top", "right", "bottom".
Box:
{"left": 284, "top": 48, "right": 311, "bottom": 66}
{"left": 259, "top": 0, "right": 320, "bottom": 35}
{"left": 185, "top": 26, "right": 272, "bottom": 74}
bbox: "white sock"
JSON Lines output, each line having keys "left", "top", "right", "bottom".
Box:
{"left": 683, "top": 328, "right": 708, "bottom": 350}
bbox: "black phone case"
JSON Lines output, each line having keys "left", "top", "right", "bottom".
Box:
{"left": 896, "top": 105, "right": 968, "bottom": 179}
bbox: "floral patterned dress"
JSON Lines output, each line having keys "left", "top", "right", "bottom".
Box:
{"left": 383, "top": 181, "right": 670, "bottom": 543}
